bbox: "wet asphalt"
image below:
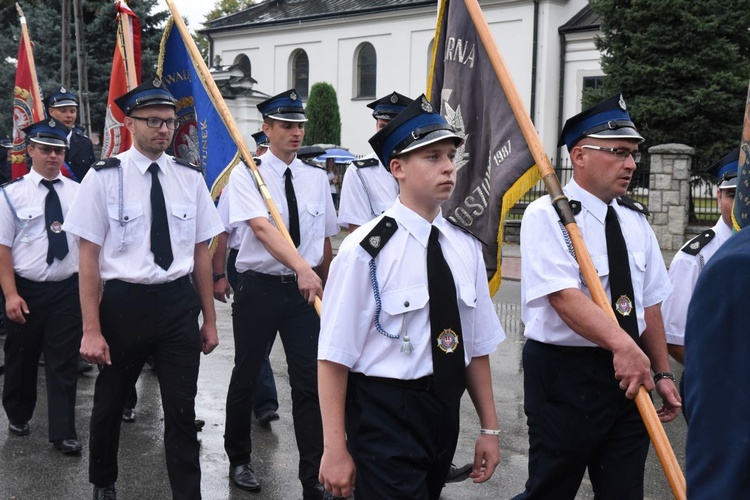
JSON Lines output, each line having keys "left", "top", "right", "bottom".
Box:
{"left": 0, "top": 246, "right": 687, "bottom": 500}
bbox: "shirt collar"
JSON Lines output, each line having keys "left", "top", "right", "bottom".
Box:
{"left": 715, "top": 217, "right": 733, "bottom": 242}
{"left": 129, "top": 147, "right": 166, "bottom": 175}
{"left": 28, "top": 168, "right": 64, "bottom": 186}
{"left": 566, "top": 177, "right": 609, "bottom": 224}
{"left": 261, "top": 150, "right": 298, "bottom": 178}
{"left": 389, "top": 198, "right": 450, "bottom": 248}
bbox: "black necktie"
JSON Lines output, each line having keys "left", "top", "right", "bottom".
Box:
{"left": 40, "top": 179, "right": 68, "bottom": 264}
{"left": 284, "top": 168, "right": 300, "bottom": 247}
{"left": 427, "top": 226, "right": 466, "bottom": 405}
{"left": 605, "top": 206, "right": 639, "bottom": 343}
{"left": 149, "top": 163, "right": 173, "bottom": 270}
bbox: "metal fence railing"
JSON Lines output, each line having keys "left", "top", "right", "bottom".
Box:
{"left": 507, "top": 158, "right": 650, "bottom": 220}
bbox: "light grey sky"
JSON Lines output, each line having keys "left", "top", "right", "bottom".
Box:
{"left": 155, "top": 0, "right": 213, "bottom": 30}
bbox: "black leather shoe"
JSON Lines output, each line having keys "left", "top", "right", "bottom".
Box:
{"left": 303, "top": 483, "right": 345, "bottom": 500}
{"left": 92, "top": 484, "right": 116, "bottom": 500}
{"left": 121, "top": 408, "right": 136, "bottom": 423}
{"left": 8, "top": 422, "right": 29, "bottom": 436}
{"left": 445, "top": 463, "right": 473, "bottom": 483}
{"left": 54, "top": 439, "right": 82, "bottom": 455}
{"left": 256, "top": 410, "right": 280, "bottom": 426}
{"left": 229, "top": 463, "right": 261, "bottom": 491}
{"left": 195, "top": 419, "right": 205, "bottom": 432}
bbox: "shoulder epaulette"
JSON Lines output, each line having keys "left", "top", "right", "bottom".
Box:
{"left": 172, "top": 156, "right": 203, "bottom": 173}
{"left": 680, "top": 229, "right": 716, "bottom": 256}
{"left": 568, "top": 199, "right": 582, "bottom": 215}
{"left": 360, "top": 216, "right": 398, "bottom": 258}
{"left": 616, "top": 196, "right": 649, "bottom": 216}
{"left": 92, "top": 158, "right": 121, "bottom": 171}
{"left": 1, "top": 177, "right": 24, "bottom": 188}
{"left": 301, "top": 158, "right": 325, "bottom": 170}
{"left": 352, "top": 158, "right": 379, "bottom": 168}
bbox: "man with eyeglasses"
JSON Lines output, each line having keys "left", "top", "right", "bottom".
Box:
{"left": 63, "top": 77, "right": 223, "bottom": 500}
{"left": 0, "top": 118, "right": 83, "bottom": 456}
{"left": 515, "top": 94, "right": 680, "bottom": 499}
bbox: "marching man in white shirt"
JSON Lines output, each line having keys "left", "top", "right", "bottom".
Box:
{"left": 318, "top": 95, "right": 504, "bottom": 499}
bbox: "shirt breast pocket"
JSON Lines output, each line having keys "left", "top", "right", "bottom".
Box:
{"left": 108, "top": 203, "right": 144, "bottom": 247}
{"left": 380, "top": 285, "right": 429, "bottom": 346}
{"left": 304, "top": 202, "right": 325, "bottom": 237}
{"left": 16, "top": 206, "right": 45, "bottom": 239}
{"left": 630, "top": 251, "right": 647, "bottom": 293}
{"left": 170, "top": 202, "right": 197, "bottom": 244}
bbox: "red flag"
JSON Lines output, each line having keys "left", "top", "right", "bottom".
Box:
{"left": 11, "top": 32, "right": 44, "bottom": 179}
{"left": 102, "top": 0, "right": 141, "bottom": 158}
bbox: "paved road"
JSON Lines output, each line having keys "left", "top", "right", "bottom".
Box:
{"left": 0, "top": 275, "right": 686, "bottom": 499}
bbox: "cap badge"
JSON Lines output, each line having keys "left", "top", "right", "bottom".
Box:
{"left": 421, "top": 97, "right": 433, "bottom": 113}
{"left": 368, "top": 235, "right": 381, "bottom": 248}
{"left": 153, "top": 76, "right": 162, "bottom": 87}
{"left": 618, "top": 94, "right": 627, "bottom": 111}
{"left": 60, "top": 86, "right": 67, "bottom": 94}
{"left": 436, "top": 328, "right": 460, "bottom": 354}
{"left": 290, "top": 91, "right": 298, "bottom": 101}
{"left": 390, "top": 93, "right": 398, "bottom": 104}
{"left": 615, "top": 295, "right": 633, "bottom": 316}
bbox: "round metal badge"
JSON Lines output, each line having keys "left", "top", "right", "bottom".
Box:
{"left": 437, "top": 328, "right": 460, "bottom": 353}
{"left": 615, "top": 295, "right": 633, "bottom": 316}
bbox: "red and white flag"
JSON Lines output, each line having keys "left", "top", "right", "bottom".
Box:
{"left": 102, "top": 0, "right": 141, "bottom": 158}
{"left": 11, "top": 15, "right": 45, "bottom": 179}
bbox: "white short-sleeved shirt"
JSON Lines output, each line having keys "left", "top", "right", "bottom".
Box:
{"left": 0, "top": 169, "right": 80, "bottom": 282}
{"left": 319, "top": 198, "right": 505, "bottom": 379}
{"left": 63, "top": 147, "right": 223, "bottom": 284}
{"left": 662, "top": 219, "right": 732, "bottom": 346}
{"left": 337, "top": 152, "right": 399, "bottom": 229}
{"left": 217, "top": 188, "right": 244, "bottom": 250}
{"left": 520, "top": 178, "right": 671, "bottom": 347}
{"left": 228, "top": 153, "right": 339, "bottom": 275}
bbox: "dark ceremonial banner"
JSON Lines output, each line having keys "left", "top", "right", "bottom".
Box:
{"left": 428, "top": 0, "right": 539, "bottom": 294}
{"left": 157, "top": 19, "right": 241, "bottom": 200}
{"left": 734, "top": 79, "right": 750, "bottom": 231}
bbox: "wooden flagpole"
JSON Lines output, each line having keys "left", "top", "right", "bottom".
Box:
{"left": 163, "top": 0, "right": 322, "bottom": 315}
{"left": 118, "top": 0, "right": 138, "bottom": 91}
{"left": 460, "top": 0, "right": 686, "bottom": 496}
{"left": 16, "top": 3, "right": 45, "bottom": 120}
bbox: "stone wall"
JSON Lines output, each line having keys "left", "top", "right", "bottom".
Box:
{"left": 647, "top": 144, "right": 694, "bottom": 251}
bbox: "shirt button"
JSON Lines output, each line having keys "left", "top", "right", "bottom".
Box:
{"left": 124, "top": 216, "right": 129, "bottom": 221}
{"left": 404, "top": 301, "right": 410, "bottom": 307}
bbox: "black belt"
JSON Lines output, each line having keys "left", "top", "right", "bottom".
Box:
{"left": 104, "top": 275, "right": 191, "bottom": 293}
{"left": 527, "top": 339, "right": 611, "bottom": 358}
{"left": 356, "top": 372, "right": 434, "bottom": 392}
{"left": 242, "top": 269, "right": 297, "bottom": 284}
{"left": 14, "top": 273, "right": 77, "bottom": 288}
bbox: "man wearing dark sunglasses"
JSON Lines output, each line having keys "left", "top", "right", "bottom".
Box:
{"left": 515, "top": 94, "right": 680, "bottom": 499}
{"left": 0, "top": 118, "right": 83, "bottom": 457}
{"left": 64, "top": 77, "right": 223, "bottom": 500}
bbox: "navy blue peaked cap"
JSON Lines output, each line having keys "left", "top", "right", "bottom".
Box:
{"left": 23, "top": 118, "right": 70, "bottom": 147}
{"left": 252, "top": 130, "right": 270, "bottom": 147}
{"left": 558, "top": 94, "right": 644, "bottom": 151}
{"left": 708, "top": 148, "right": 739, "bottom": 189}
{"left": 45, "top": 86, "right": 78, "bottom": 109}
{"left": 368, "top": 94, "right": 462, "bottom": 170}
{"left": 257, "top": 89, "right": 306, "bottom": 122}
{"left": 367, "top": 91, "right": 413, "bottom": 121}
{"left": 114, "top": 76, "right": 177, "bottom": 116}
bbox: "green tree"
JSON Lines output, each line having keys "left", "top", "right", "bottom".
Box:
{"left": 197, "top": 0, "right": 255, "bottom": 61}
{"left": 303, "top": 82, "right": 342, "bottom": 146}
{"left": 588, "top": 0, "right": 750, "bottom": 161}
{"left": 0, "top": 0, "right": 167, "bottom": 139}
